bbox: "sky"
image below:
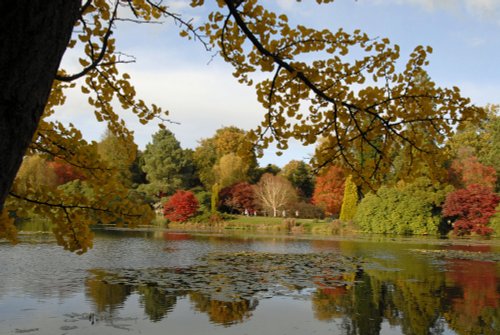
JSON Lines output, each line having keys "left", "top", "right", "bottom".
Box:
{"left": 55, "top": 0, "right": 500, "bottom": 167}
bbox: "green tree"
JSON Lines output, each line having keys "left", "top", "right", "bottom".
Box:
{"left": 280, "top": 160, "right": 315, "bottom": 200}
{"left": 339, "top": 175, "right": 358, "bottom": 222}
{"left": 139, "top": 129, "right": 196, "bottom": 199}
{"left": 129, "top": 150, "right": 148, "bottom": 188}
{"left": 250, "top": 163, "right": 282, "bottom": 183}
{"left": 193, "top": 137, "right": 217, "bottom": 189}
{"left": 355, "top": 178, "right": 449, "bottom": 235}
{"left": 447, "top": 105, "right": 500, "bottom": 191}
{"left": 211, "top": 183, "right": 220, "bottom": 214}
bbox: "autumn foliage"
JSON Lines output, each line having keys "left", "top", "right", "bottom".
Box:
{"left": 449, "top": 152, "right": 497, "bottom": 189}
{"left": 312, "top": 166, "right": 345, "bottom": 216}
{"left": 443, "top": 184, "right": 499, "bottom": 236}
{"left": 219, "top": 182, "right": 257, "bottom": 214}
{"left": 48, "top": 160, "right": 86, "bottom": 185}
{"left": 163, "top": 190, "right": 199, "bottom": 222}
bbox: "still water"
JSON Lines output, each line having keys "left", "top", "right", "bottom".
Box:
{"left": 0, "top": 229, "right": 499, "bottom": 335}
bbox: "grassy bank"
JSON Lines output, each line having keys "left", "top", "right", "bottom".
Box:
{"left": 166, "top": 215, "right": 358, "bottom": 236}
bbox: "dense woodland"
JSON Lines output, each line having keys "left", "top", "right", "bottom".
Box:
{"left": 14, "top": 105, "right": 500, "bottom": 239}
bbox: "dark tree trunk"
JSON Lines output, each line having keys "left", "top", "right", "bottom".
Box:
{"left": 0, "top": 0, "right": 80, "bottom": 211}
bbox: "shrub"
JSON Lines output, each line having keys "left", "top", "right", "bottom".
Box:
{"left": 355, "top": 178, "right": 446, "bottom": 235}
{"left": 443, "top": 184, "right": 499, "bottom": 236}
{"left": 289, "top": 201, "right": 325, "bottom": 219}
{"left": 163, "top": 190, "right": 199, "bottom": 222}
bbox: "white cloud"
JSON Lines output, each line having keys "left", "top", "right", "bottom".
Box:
{"left": 275, "top": 0, "right": 299, "bottom": 11}
{"left": 370, "top": 0, "right": 457, "bottom": 12}
{"left": 464, "top": 0, "right": 500, "bottom": 23}
{"left": 51, "top": 60, "right": 316, "bottom": 166}
{"left": 52, "top": 64, "right": 263, "bottom": 148}
{"left": 453, "top": 81, "right": 500, "bottom": 106}
{"left": 369, "top": 0, "right": 500, "bottom": 24}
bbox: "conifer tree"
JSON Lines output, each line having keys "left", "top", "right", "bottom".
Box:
{"left": 340, "top": 175, "right": 358, "bottom": 222}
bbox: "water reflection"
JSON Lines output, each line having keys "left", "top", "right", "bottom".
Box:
{"left": 189, "top": 292, "right": 258, "bottom": 326}
{"left": 84, "top": 270, "right": 258, "bottom": 326}
{"left": 85, "top": 270, "right": 133, "bottom": 319}
{"left": 445, "top": 258, "right": 500, "bottom": 335}
{"left": 81, "top": 249, "right": 499, "bottom": 334}
{"left": 1, "top": 231, "right": 499, "bottom": 335}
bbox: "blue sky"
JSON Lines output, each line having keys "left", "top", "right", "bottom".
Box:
{"left": 56, "top": 0, "right": 500, "bottom": 166}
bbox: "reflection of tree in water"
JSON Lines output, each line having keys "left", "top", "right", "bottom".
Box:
{"left": 85, "top": 270, "right": 133, "bottom": 318}
{"left": 311, "top": 254, "right": 451, "bottom": 335}
{"left": 85, "top": 270, "right": 183, "bottom": 322}
{"left": 84, "top": 249, "right": 500, "bottom": 334}
{"left": 137, "top": 286, "right": 181, "bottom": 322}
{"left": 312, "top": 269, "right": 383, "bottom": 335}
{"left": 189, "top": 292, "right": 258, "bottom": 326}
{"left": 445, "top": 259, "right": 500, "bottom": 335}
{"left": 311, "top": 248, "right": 500, "bottom": 335}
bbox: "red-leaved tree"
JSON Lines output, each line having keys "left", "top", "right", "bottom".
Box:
{"left": 163, "top": 190, "right": 199, "bottom": 222}
{"left": 443, "top": 184, "right": 499, "bottom": 236}
{"left": 449, "top": 152, "right": 497, "bottom": 189}
{"left": 48, "top": 159, "right": 86, "bottom": 186}
{"left": 312, "top": 166, "right": 345, "bottom": 216}
{"left": 219, "top": 182, "right": 257, "bottom": 214}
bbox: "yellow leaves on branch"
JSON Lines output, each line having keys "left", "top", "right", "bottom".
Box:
{"left": 196, "top": 0, "right": 484, "bottom": 189}
{"left": 5, "top": 119, "right": 154, "bottom": 253}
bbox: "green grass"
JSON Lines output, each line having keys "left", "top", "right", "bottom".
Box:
{"left": 167, "top": 214, "right": 357, "bottom": 236}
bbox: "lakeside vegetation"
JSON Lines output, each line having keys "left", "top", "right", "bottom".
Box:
{"left": 166, "top": 215, "right": 357, "bottom": 236}
{"left": 1, "top": 2, "right": 499, "bottom": 254}
{"left": 11, "top": 107, "right": 500, "bottom": 245}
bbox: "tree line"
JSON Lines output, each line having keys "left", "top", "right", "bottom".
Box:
{"left": 14, "top": 105, "right": 500, "bottom": 239}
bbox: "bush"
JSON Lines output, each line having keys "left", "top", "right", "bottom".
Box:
{"left": 443, "top": 184, "right": 499, "bottom": 236}
{"left": 355, "top": 178, "right": 446, "bottom": 235}
{"left": 190, "top": 211, "right": 235, "bottom": 224}
{"left": 289, "top": 202, "right": 325, "bottom": 219}
{"left": 163, "top": 190, "right": 199, "bottom": 222}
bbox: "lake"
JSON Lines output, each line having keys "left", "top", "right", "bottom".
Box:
{"left": 0, "top": 228, "right": 499, "bottom": 335}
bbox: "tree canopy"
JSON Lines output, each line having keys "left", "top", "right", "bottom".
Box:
{"left": 0, "top": 0, "right": 486, "bottom": 250}
{"left": 312, "top": 165, "right": 345, "bottom": 216}
{"left": 139, "top": 129, "right": 196, "bottom": 199}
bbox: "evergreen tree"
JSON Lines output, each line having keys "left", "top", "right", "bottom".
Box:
{"left": 139, "top": 129, "right": 197, "bottom": 199}
{"left": 340, "top": 175, "right": 358, "bottom": 222}
{"left": 280, "top": 160, "right": 315, "bottom": 200}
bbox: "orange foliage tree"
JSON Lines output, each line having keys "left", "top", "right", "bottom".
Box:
{"left": 312, "top": 166, "right": 345, "bottom": 216}
{"left": 449, "top": 151, "right": 497, "bottom": 189}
